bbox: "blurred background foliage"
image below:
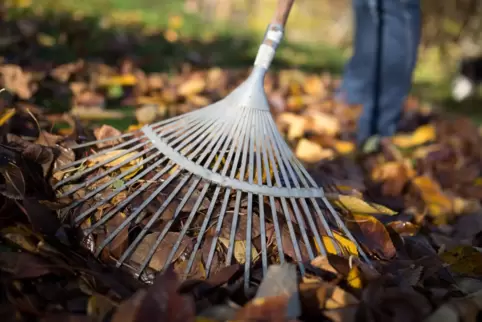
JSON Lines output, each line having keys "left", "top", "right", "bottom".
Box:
{"left": 2, "top": 0, "right": 482, "bottom": 100}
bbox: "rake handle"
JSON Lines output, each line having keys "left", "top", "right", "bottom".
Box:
{"left": 271, "top": 0, "right": 295, "bottom": 27}
{"left": 253, "top": 0, "right": 295, "bottom": 70}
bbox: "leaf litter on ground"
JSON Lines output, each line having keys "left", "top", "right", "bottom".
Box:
{"left": 2, "top": 5, "right": 482, "bottom": 322}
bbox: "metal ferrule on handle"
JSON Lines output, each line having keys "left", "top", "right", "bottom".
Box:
{"left": 253, "top": 24, "right": 285, "bottom": 70}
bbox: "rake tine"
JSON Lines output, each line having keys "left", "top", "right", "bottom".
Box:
{"left": 135, "top": 112, "right": 243, "bottom": 275}
{"left": 321, "top": 196, "right": 371, "bottom": 263}
{"left": 267, "top": 124, "right": 315, "bottom": 258}
{"left": 56, "top": 113, "right": 200, "bottom": 173}
{"left": 204, "top": 110, "right": 253, "bottom": 276}
{"left": 226, "top": 108, "right": 253, "bottom": 266}
{"left": 72, "top": 118, "right": 223, "bottom": 225}
{"left": 244, "top": 110, "right": 258, "bottom": 290}
{"left": 262, "top": 116, "right": 310, "bottom": 266}
{"left": 164, "top": 114, "right": 248, "bottom": 275}
{"left": 90, "top": 117, "right": 231, "bottom": 254}
{"left": 185, "top": 108, "right": 252, "bottom": 275}
{"left": 94, "top": 168, "right": 182, "bottom": 256}
{"left": 67, "top": 111, "right": 191, "bottom": 150}
{"left": 259, "top": 113, "right": 285, "bottom": 265}
{"left": 254, "top": 110, "right": 268, "bottom": 274}
{"left": 52, "top": 0, "right": 374, "bottom": 290}
{"left": 266, "top": 117, "right": 324, "bottom": 258}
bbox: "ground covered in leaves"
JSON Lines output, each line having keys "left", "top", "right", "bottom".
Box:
{"left": 3, "top": 6, "right": 482, "bottom": 322}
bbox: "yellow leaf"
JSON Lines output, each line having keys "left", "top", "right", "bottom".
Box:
{"left": 412, "top": 176, "right": 453, "bottom": 220}
{"left": 316, "top": 232, "right": 359, "bottom": 257}
{"left": 302, "top": 75, "right": 324, "bottom": 95}
{"left": 99, "top": 74, "right": 137, "bottom": 86}
{"left": 57, "top": 128, "right": 73, "bottom": 136}
{"left": 347, "top": 265, "right": 363, "bottom": 289}
{"left": 391, "top": 124, "right": 436, "bottom": 148}
{"left": 178, "top": 77, "right": 206, "bottom": 96}
{"left": 88, "top": 150, "right": 143, "bottom": 179}
{"left": 0, "top": 108, "right": 16, "bottom": 126}
{"left": 295, "top": 139, "right": 334, "bottom": 163}
{"left": 218, "top": 238, "right": 259, "bottom": 264}
{"left": 127, "top": 124, "right": 143, "bottom": 132}
{"left": 333, "top": 140, "right": 355, "bottom": 155}
{"left": 327, "top": 194, "right": 397, "bottom": 215}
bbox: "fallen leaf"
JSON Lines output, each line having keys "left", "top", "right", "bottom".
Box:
{"left": 348, "top": 214, "right": 397, "bottom": 259}
{"left": 392, "top": 124, "right": 436, "bottom": 148}
{"left": 218, "top": 237, "right": 259, "bottom": 264}
{"left": 316, "top": 232, "right": 359, "bottom": 257}
{"left": 440, "top": 245, "right": 482, "bottom": 276}
{"left": 327, "top": 194, "right": 397, "bottom": 215}
{"left": 295, "top": 138, "right": 334, "bottom": 163}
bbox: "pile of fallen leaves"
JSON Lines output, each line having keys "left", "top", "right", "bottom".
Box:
{"left": 3, "top": 8, "right": 482, "bottom": 322}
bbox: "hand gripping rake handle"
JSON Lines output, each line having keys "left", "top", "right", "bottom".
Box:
{"left": 254, "top": 0, "right": 295, "bottom": 70}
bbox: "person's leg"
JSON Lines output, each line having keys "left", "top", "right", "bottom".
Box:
{"left": 338, "top": 0, "right": 378, "bottom": 106}
{"left": 374, "top": 0, "right": 421, "bottom": 138}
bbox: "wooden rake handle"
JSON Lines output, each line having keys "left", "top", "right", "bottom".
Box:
{"left": 271, "top": 0, "right": 295, "bottom": 27}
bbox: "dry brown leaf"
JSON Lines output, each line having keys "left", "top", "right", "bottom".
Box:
{"left": 130, "top": 232, "right": 192, "bottom": 271}
{"left": 349, "top": 214, "right": 397, "bottom": 259}
{"left": 371, "top": 160, "right": 416, "bottom": 196}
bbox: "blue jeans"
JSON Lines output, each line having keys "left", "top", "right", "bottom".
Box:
{"left": 340, "top": 0, "right": 421, "bottom": 145}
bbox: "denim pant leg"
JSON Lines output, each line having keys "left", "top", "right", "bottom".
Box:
{"left": 348, "top": 0, "right": 421, "bottom": 145}
{"left": 339, "top": 0, "right": 377, "bottom": 105}
{"left": 374, "top": 0, "right": 421, "bottom": 138}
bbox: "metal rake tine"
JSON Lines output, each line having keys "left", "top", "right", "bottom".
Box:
{"left": 268, "top": 132, "right": 315, "bottom": 258}
{"left": 161, "top": 111, "right": 250, "bottom": 275}
{"left": 265, "top": 118, "right": 334, "bottom": 256}
{"left": 57, "top": 144, "right": 154, "bottom": 196}
{"left": 94, "top": 168, "right": 183, "bottom": 256}
{"left": 226, "top": 107, "right": 252, "bottom": 266}
{"left": 61, "top": 118, "right": 216, "bottom": 215}
{"left": 266, "top": 117, "right": 324, "bottom": 258}
{"left": 258, "top": 112, "right": 285, "bottom": 266}
{"left": 131, "top": 115, "right": 235, "bottom": 274}
{"left": 73, "top": 118, "right": 223, "bottom": 226}
{"left": 263, "top": 116, "right": 314, "bottom": 261}
{"left": 115, "top": 173, "right": 193, "bottom": 267}
{"left": 244, "top": 111, "right": 257, "bottom": 290}
{"left": 68, "top": 112, "right": 190, "bottom": 150}
{"left": 204, "top": 109, "right": 254, "bottom": 276}
{"left": 126, "top": 112, "right": 241, "bottom": 274}
{"left": 119, "top": 108, "right": 247, "bottom": 272}
{"left": 56, "top": 114, "right": 200, "bottom": 172}
{"left": 84, "top": 116, "right": 226, "bottom": 225}
{"left": 321, "top": 196, "right": 371, "bottom": 263}
{"left": 262, "top": 119, "right": 305, "bottom": 273}
{"left": 184, "top": 108, "right": 253, "bottom": 275}
{"left": 254, "top": 110, "right": 268, "bottom": 274}
{"left": 136, "top": 176, "right": 202, "bottom": 276}
{"left": 61, "top": 150, "right": 162, "bottom": 208}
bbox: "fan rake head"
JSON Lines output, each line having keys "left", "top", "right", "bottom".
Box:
{"left": 51, "top": 2, "right": 369, "bottom": 289}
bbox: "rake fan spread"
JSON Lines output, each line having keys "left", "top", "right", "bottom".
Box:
{"left": 51, "top": 0, "right": 369, "bottom": 287}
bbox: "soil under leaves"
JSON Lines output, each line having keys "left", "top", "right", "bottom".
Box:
{"left": 2, "top": 6, "right": 482, "bottom": 322}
